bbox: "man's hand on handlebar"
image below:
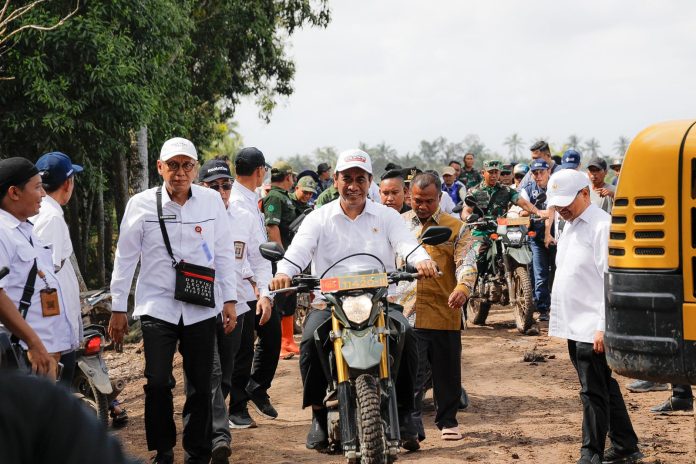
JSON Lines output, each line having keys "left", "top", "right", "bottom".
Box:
{"left": 270, "top": 273, "right": 293, "bottom": 291}
{"left": 415, "top": 259, "right": 440, "bottom": 279}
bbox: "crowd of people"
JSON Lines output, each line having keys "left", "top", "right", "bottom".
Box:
{"left": 0, "top": 136, "right": 683, "bottom": 464}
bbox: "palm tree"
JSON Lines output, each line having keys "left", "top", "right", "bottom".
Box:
{"left": 503, "top": 133, "right": 524, "bottom": 160}
{"left": 614, "top": 136, "right": 630, "bottom": 156}
{"left": 584, "top": 138, "right": 601, "bottom": 158}
{"left": 566, "top": 134, "right": 582, "bottom": 149}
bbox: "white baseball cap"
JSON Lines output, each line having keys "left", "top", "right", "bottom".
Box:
{"left": 335, "top": 149, "right": 372, "bottom": 175}
{"left": 160, "top": 137, "right": 198, "bottom": 161}
{"left": 547, "top": 169, "right": 591, "bottom": 208}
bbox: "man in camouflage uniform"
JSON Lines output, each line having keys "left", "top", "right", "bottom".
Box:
{"left": 464, "top": 160, "right": 543, "bottom": 267}
{"left": 291, "top": 176, "right": 317, "bottom": 214}
{"left": 459, "top": 152, "right": 483, "bottom": 189}
{"left": 314, "top": 183, "right": 338, "bottom": 208}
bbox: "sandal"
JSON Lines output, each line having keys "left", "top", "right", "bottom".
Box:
{"left": 441, "top": 427, "right": 462, "bottom": 441}
{"left": 109, "top": 401, "right": 129, "bottom": 428}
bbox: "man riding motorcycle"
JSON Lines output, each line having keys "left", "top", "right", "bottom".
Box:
{"left": 463, "top": 160, "right": 546, "bottom": 267}
{"left": 269, "top": 149, "right": 439, "bottom": 452}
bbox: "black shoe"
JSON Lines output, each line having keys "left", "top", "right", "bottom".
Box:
{"left": 228, "top": 408, "right": 257, "bottom": 429}
{"left": 306, "top": 408, "right": 329, "bottom": 450}
{"left": 248, "top": 391, "right": 278, "bottom": 419}
{"left": 151, "top": 450, "right": 174, "bottom": 464}
{"left": 211, "top": 441, "right": 231, "bottom": 464}
{"left": 626, "top": 380, "right": 669, "bottom": 393}
{"left": 458, "top": 387, "right": 469, "bottom": 410}
{"left": 577, "top": 454, "right": 602, "bottom": 464}
{"left": 651, "top": 397, "right": 693, "bottom": 414}
{"left": 401, "top": 435, "right": 420, "bottom": 452}
{"left": 602, "top": 447, "right": 644, "bottom": 463}
{"left": 537, "top": 312, "right": 549, "bottom": 322}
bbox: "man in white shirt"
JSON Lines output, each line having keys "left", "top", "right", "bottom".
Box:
{"left": 0, "top": 157, "right": 61, "bottom": 379}
{"left": 227, "top": 147, "right": 278, "bottom": 429}
{"left": 270, "top": 149, "right": 439, "bottom": 452}
{"left": 109, "top": 138, "right": 238, "bottom": 464}
{"left": 31, "top": 151, "right": 83, "bottom": 387}
{"left": 547, "top": 169, "right": 641, "bottom": 464}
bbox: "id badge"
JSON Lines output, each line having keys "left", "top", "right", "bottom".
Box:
{"left": 40, "top": 288, "right": 61, "bottom": 317}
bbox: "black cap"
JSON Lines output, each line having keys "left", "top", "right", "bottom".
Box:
{"left": 317, "top": 162, "right": 331, "bottom": 174}
{"left": 235, "top": 147, "right": 270, "bottom": 171}
{"left": 380, "top": 169, "right": 405, "bottom": 181}
{"left": 529, "top": 140, "right": 550, "bottom": 152}
{"left": 199, "top": 159, "right": 232, "bottom": 183}
{"left": 384, "top": 162, "right": 403, "bottom": 172}
{"left": 587, "top": 157, "right": 607, "bottom": 171}
{"left": 0, "top": 157, "right": 39, "bottom": 193}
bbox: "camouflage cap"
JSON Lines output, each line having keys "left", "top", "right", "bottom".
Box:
{"left": 297, "top": 175, "right": 318, "bottom": 193}
{"left": 483, "top": 160, "right": 502, "bottom": 171}
{"left": 271, "top": 160, "right": 295, "bottom": 176}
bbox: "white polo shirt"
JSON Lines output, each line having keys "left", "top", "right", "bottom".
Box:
{"left": 31, "top": 195, "right": 82, "bottom": 345}
{"left": 549, "top": 204, "right": 610, "bottom": 344}
{"left": 230, "top": 180, "right": 273, "bottom": 301}
{"left": 0, "top": 209, "right": 74, "bottom": 353}
{"left": 110, "top": 184, "right": 238, "bottom": 326}
{"left": 278, "top": 199, "right": 430, "bottom": 280}
{"left": 226, "top": 202, "right": 272, "bottom": 314}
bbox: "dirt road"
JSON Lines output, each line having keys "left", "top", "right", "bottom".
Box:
{"left": 109, "top": 307, "right": 693, "bottom": 463}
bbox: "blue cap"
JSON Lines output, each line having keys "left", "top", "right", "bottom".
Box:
{"left": 561, "top": 149, "right": 581, "bottom": 169}
{"left": 530, "top": 159, "right": 549, "bottom": 171}
{"left": 36, "top": 152, "right": 83, "bottom": 188}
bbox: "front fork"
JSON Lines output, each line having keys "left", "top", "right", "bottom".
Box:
{"left": 502, "top": 250, "right": 516, "bottom": 305}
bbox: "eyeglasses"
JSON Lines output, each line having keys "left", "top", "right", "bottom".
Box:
{"left": 501, "top": 171, "right": 512, "bottom": 176}
{"left": 209, "top": 182, "right": 232, "bottom": 191}
{"left": 514, "top": 174, "right": 525, "bottom": 180}
{"left": 165, "top": 160, "right": 196, "bottom": 172}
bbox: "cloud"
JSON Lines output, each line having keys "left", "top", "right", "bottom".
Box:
{"left": 236, "top": 0, "right": 696, "bottom": 163}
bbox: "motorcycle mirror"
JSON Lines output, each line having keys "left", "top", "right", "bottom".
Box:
{"left": 466, "top": 213, "right": 479, "bottom": 224}
{"left": 463, "top": 195, "right": 477, "bottom": 208}
{"left": 452, "top": 202, "right": 463, "bottom": 214}
{"left": 259, "top": 242, "right": 285, "bottom": 262}
{"left": 420, "top": 226, "right": 451, "bottom": 246}
{"left": 536, "top": 192, "right": 547, "bottom": 205}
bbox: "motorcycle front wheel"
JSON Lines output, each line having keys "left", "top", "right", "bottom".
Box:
{"left": 467, "top": 297, "right": 491, "bottom": 325}
{"left": 513, "top": 266, "right": 535, "bottom": 334}
{"left": 355, "top": 374, "right": 387, "bottom": 464}
{"left": 73, "top": 371, "right": 109, "bottom": 427}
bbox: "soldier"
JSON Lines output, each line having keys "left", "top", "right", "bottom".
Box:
{"left": 464, "top": 160, "right": 545, "bottom": 265}
{"left": 314, "top": 182, "right": 338, "bottom": 208}
{"left": 291, "top": 176, "right": 317, "bottom": 214}
{"left": 459, "top": 152, "right": 482, "bottom": 189}
{"left": 262, "top": 161, "right": 301, "bottom": 360}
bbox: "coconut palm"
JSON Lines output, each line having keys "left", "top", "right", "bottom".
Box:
{"left": 503, "top": 133, "right": 525, "bottom": 160}
{"left": 566, "top": 134, "right": 582, "bottom": 149}
{"left": 614, "top": 136, "right": 630, "bottom": 156}
{"left": 584, "top": 138, "right": 601, "bottom": 158}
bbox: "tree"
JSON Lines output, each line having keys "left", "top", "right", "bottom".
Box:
{"left": 614, "top": 136, "right": 630, "bottom": 157}
{"left": 503, "top": 133, "right": 524, "bottom": 161}
{"left": 565, "top": 134, "right": 582, "bottom": 149}
{"left": 584, "top": 138, "right": 601, "bottom": 158}
{"left": 201, "top": 119, "right": 244, "bottom": 163}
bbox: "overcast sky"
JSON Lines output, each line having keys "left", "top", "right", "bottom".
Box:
{"left": 234, "top": 1, "right": 696, "bottom": 163}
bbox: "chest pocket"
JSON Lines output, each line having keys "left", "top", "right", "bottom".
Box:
{"left": 16, "top": 242, "right": 38, "bottom": 263}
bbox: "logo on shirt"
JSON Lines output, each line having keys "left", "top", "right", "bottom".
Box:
{"left": 267, "top": 205, "right": 275, "bottom": 212}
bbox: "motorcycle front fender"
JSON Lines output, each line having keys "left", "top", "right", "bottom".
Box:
{"left": 77, "top": 355, "right": 113, "bottom": 395}
{"left": 340, "top": 329, "right": 384, "bottom": 371}
{"left": 507, "top": 245, "right": 532, "bottom": 265}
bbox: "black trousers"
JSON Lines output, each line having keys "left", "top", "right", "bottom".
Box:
{"left": 413, "top": 329, "right": 461, "bottom": 434}
{"left": 229, "top": 300, "right": 281, "bottom": 413}
{"left": 298, "top": 308, "right": 418, "bottom": 419}
{"left": 567, "top": 340, "right": 639, "bottom": 460}
{"left": 141, "top": 315, "right": 216, "bottom": 463}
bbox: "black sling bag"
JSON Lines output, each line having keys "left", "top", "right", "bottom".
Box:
{"left": 156, "top": 187, "right": 216, "bottom": 308}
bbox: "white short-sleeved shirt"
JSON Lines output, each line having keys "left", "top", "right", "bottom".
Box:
{"left": 0, "top": 209, "right": 75, "bottom": 353}
{"left": 110, "top": 184, "right": 238, "bottom": 326}
{"left": 31, "top": 195, "right": 82, "bottom": 345}
{"left": 549, "top": 204, "right": 610, "bottom": 344}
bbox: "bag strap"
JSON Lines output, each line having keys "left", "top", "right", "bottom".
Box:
{"left": 11, "top": 259, "right": 38, "bottom": 344}
{"left": 156, "top": 186, "right": 178, "bottom": 268}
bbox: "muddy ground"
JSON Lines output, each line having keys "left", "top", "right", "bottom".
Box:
{"left": 107, "top": 307, "right": 694, "bottom": 463}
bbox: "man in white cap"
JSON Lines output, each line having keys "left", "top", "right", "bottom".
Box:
{"left": 546, "top": 169, "right": 641, "bottom": 464}
{"left": 109, "top": 137, "right": 239, "bottom": 464}
{"left": 270, "top": 148, "right": 439, "bottom": 452}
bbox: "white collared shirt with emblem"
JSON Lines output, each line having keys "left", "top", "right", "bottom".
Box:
{"left": 549, "top": 203, "right": 610, "bottom": 344}
{"left": 230, "top": 180, "right": 273, "bottom": 301}
{"left": 31, "top": 195, "right": 83, "bottom": 345}
{"left": 277, "top": 199, "right": 430, "bottom": 280}
{"left": 0, "top": 209, "right": 75, "bottom": 353}
{"left": 110, "top": 184, "right": 238, "bottom": 325}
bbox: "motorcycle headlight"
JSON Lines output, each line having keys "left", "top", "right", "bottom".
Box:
{"left": 341, "top": 295, "right": 373, "bottom": 324}
{"left": 507, "top": 230, "right": 522, "bottom": 243}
